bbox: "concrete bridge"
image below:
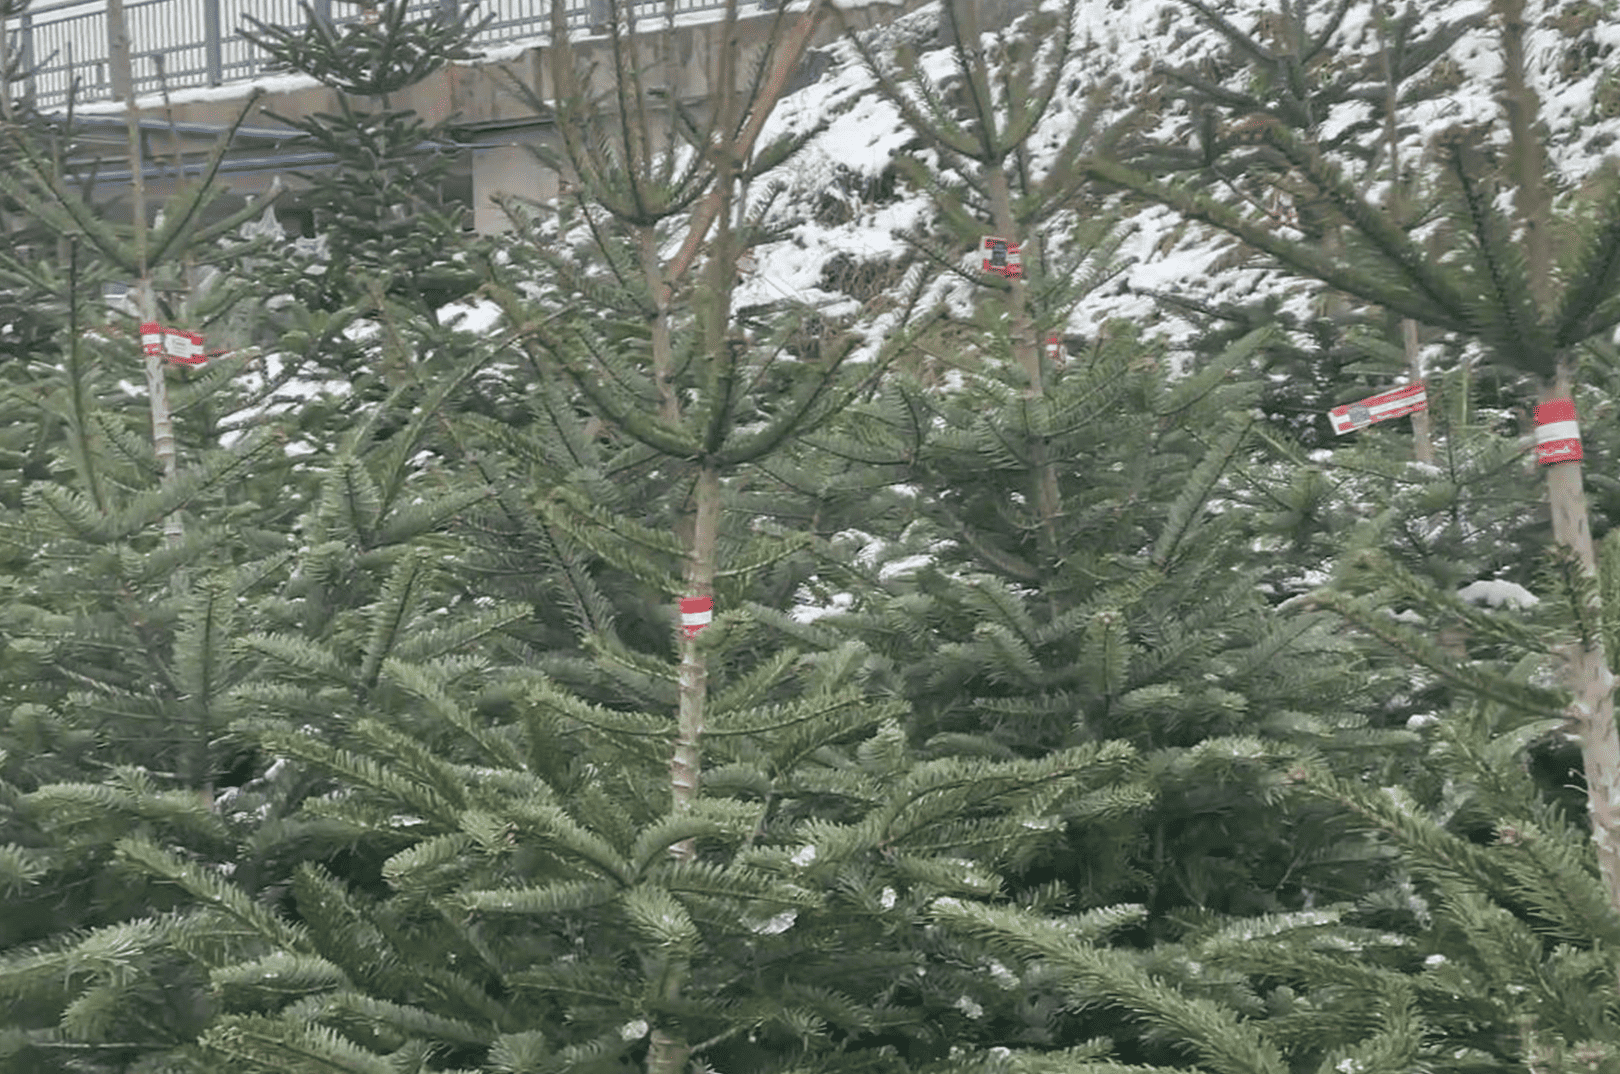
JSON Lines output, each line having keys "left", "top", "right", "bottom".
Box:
{"left": 17, "top": 0, "right": 927, "bottom": 236}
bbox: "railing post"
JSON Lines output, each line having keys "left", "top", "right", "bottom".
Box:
{"left": 107, "top": 0, "right": 132, "bottom": 101}
{"left": 18, "top": 12, "right": 36, "bottom": 102}
{"left": 204, "top": 0, "right": 222, "bottom": 85}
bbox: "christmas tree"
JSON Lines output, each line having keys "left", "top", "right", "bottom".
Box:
{"left": 1084, "top": 0, "right": 1620, "bottom": 919}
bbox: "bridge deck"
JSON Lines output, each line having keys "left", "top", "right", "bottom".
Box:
{"left": 7, "top": 0, "right": 779, "bottom": 110}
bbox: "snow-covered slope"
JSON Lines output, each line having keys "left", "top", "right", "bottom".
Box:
{"left": 742, "top": 0, "right": 1620, "bottom": 352}
{"left": 211, "top": 0, "right": 1620, "bottom": 461}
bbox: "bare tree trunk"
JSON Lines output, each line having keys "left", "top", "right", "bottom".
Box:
{"left": 651, "top": 25, "right": 737, "bottom": 1069}
{"left": 1540, "top": 375, "right": 1620, "bottom": 902}
{"left": 1375, "top": 7, "right": 1434, "bottom": 466}
{"left": 641, "top": 225, "right": 683, "bottom": 425}
{"left": 986, "top": 165, "right": 1061, "bottom": 560}
{"left": 1402, "top": 318, "right": 1435, "bottom": 465}
{"left": 111, "top": 0, "right": 207, "bottom": 817}
{"left": 109, "top": 0, "right": 183, "bottom": 546}
{"left": 930, "top": 0, "right": 1061, "bottom": 563}
{"left": 671, "top": 462, "right": 718, "bottom": 848}
{"left": 649, "top": 464, "right": 718, "bottom": 1074}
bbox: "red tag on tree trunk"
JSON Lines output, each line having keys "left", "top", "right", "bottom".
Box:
{"left": 140, "top": 322, "right": 164, "bottom": 356}
{"left": 1534, "top": 399, "right": 1582, "bottom": 465}
{"left": 981, "top": 236, "right": 1022, "bottom": 278}
{"left": 680, "top": 596, "right": 713, "bottom": 638}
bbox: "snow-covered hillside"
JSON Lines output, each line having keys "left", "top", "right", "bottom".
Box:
{"left": 740, "top": 0, "right": 1620, "bottom": 353}
{"left": 205, "top": 0, "right": 1620, "bottom": 477}
{"left": 94, "top": 0, "right": 1620, "bottom": 368}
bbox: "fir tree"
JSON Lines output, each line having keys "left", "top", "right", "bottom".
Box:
{"left": 830, "top": 322, "right": 1418, "bottom": 1062}
{"left": 0, "top": 119, "right": 314, "bottom": 1074}
{"left": 877, "top": 1, "right": 1620, "bottom": 1065}
{"left": 682, "top": 4, "right": 1422, "bottom": 1065}
{"left": 30, "top": 3, "right": 1153, "bottom": 1072}
{"left": 1085, "top": 0, "right": 1620, "bottom": 920}
{"left": 238, "top": 0, "right": 492, "bottom": 319}
{"left": 0, "top": 10, "right": 503, "bottom": 1067}
{"left": 0, "top": 223, "right": 519, "bottom": 1074}
{"left": 928, "top": 563, "right": 1620, "bottom": 1072}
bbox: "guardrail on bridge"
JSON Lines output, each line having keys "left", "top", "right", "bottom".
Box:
{"left": 4, "top": 0, "right": 758, "bottom": 110}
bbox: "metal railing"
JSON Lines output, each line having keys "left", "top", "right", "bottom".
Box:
{"left": 4, "top": 0, "right": 754, "bottom": 110}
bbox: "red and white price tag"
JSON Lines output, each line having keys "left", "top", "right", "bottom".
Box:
{"left": 1328, "top": 382, "right": 1427, "bottom": 434}
{"left": 140, "top": 322, "right": 165, "bottom": 356}
{"left": 680, "top": 596, "right": 713, "bottom": 639}
{"left": 138, "top": 322, "right": 207, "bottom": 365}
{"left": 1534, "top": 399, "right": 1582, "bottom": 466}
{"left": 166, "top": 329, "right": 206, "bottom": 364}
{"left": 981, "top": 236, "right": 1022, "bottom": 279}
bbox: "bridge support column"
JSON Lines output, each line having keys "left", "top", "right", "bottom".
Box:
{"left": 473, "top": 141, "right": 558, "bottom": 234}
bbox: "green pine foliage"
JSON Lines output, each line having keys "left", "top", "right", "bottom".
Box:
{"left": 800, "top": 2, "right": 1620, "bottom": 1067}
{"left": 910, "top": 0, "right": 1620, "bottom": 1062}
{"left": 0, "top": 222, "right": 524, "bottom": 1074}
{"left": 0, "top": 23, "right": 508, "bottom": 1067}
{"left": 239, "top": 0, "right": 492, "bottom": 316}
{"left": 7, "top": 0, "right": 1620, "bottom": 1071}
{"left": 65, "top": 6, "right": 1163, "bottom": 1072}
{"left": 923, "top": 631, "right": 1620, "bottom": 1070}
{"left": 825, "top": 319, "right": 1417, "bottom": 1058}
{"left": 0, "top": 330, "right": 299, "bottom": 1070}
{"left": 821, "top": 0, "right": 1400, "bottom": 974}
{"left": 168, "top": 657, "right": 1151, "bottom": 1072}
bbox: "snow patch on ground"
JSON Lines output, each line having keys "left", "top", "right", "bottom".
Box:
{"left": 438, "top": 298, "right": 504, "bottom": 334}
{"left": 792, "top": 591, "right": 854, "bottom": 623}
{"left": 1457, "top": 579, "right": 1538, "bottom": 610}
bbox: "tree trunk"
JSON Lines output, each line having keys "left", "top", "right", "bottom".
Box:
{"left": 1375, "top": 9, "right": 1434, "bottom": 466}
{"left": 642, "top": 224, "right": 683, "bottom": 425}
{"left": 671, "top": 462, "right": 718, "bottom": 843}
{"left": 1540, "top": 374, "right": 1620, "bottom": 912}
{"left": 649, "top": 463, "right": 719, "bottom": 1074}
{"left": 109, "top": 0, "right": 183, "bottom": 546}
{"left": 1496, "top": 0, "right": 1620, "bottom": 920}
{"left": 1402, "top": 318, "right": 1435, "bottom": 465}
{"left": 986, "top": 166, "right": 1062, "bottom": 562}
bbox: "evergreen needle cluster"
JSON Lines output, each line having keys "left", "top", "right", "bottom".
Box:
{"left": 4, "top": 0, "right": 1620, "bottom": 1072}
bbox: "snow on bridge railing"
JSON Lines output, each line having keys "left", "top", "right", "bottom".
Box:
{"left": 6, "top": 0, "right": 771, "bottom": 110}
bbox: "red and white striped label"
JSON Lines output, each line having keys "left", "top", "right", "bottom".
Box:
{"left": 1534, "top": 399, "right": 1582, "bottom": 465}
{"left": 1328, "top": 383, "right": 1428, "bottom": 435}
{"left": 166, "top": 329, "right": 206, "bottom": 364}
{"left": 680, "top": 596, "right": 713, "bottom": 639}
{"left": 140, "top": 322, "right": 164, "bottom": 356}
{"left": 139, "top": 323, "right": 207, "bottom": 364}
{"left": 981, "top": 236, "right": 1022, "bottom": 278}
